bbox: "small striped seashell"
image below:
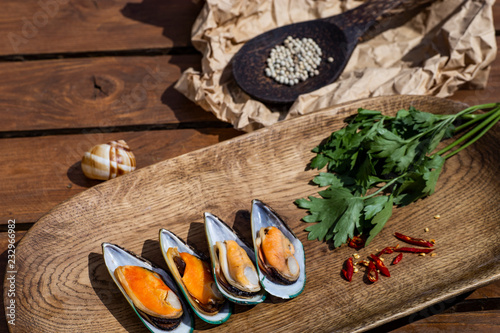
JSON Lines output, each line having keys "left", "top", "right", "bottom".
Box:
{"left": 81, "top": 140, "right": 136, "bottom": 180}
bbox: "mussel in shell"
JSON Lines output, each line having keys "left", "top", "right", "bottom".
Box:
{"left": 166, "top": 247, "right": 225, "bottom": 316}
{"left": 251, "top": 199, "right": 306, "bottom": 299}
{"left": 204, "top": 212, "right": 266, "bottom": 305}
{"left": 102, "top": 242, "right": 193, "bottom": 333}
{"left": 159, "top": 228, "right": 232, "bottom": 324}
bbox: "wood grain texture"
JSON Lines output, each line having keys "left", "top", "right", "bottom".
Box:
{"left": 372, "top": 280, "right": 500, "bottom": 332}
{"left": 0, "top": 54, "right": 218, "bottom": 132}
{"left": 392, "top": 312, "right": 500, "bottom": 332}
{"left": 0, "top": 0, "right": 202, "bottom": 56}
{"left": 2, "top": 33, "right": 497, "bottom": 133}
{"left": 5, "top": 96, "right": 499, "bottom": 332}
{"left": 3, "top": 236, "right": 496, "bottom": 333}
{"left": 467, "top": 280, "right": 500, "bottom": 299}
{"left": 0, "top": 128, "right": 242, "bottom": 224}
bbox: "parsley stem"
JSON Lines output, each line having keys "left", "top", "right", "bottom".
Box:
{"left": 443, "top": 111, "right": 500, "bottom": 159}
{"left": 437, "top": 107, "right": 500, "bottom": 158}
{"left": 433, "top": 103, "right": 497, "bottom": 137}
{"left": 455, "top": 107, "right": 499, "bottom": 132}
{"left": 432, "top": 103, "right": 497, "bottom": 120}
{"left": 454, "top": 103, "right": 499, "bottom": 118}
{"left": 364, "top": 173, "right": 407, "bottom": 199}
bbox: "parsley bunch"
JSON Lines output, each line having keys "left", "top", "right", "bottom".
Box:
{"left": 295, "top": 103, "right": 500, "bottom": 247}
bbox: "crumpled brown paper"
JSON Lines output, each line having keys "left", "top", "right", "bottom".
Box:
{"left": 175, "top": 0, "right": 497, "bottom": 132}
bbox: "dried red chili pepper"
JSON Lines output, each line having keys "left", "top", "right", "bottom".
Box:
{"left": 394, "top": 247, "right": 434, "bottom": 254}
{"left": 394, "top": 232, "right": 434, "bottom": 248}
{"left": 348, "top": 235, "right": 366, "bottom": 250}
{"left": 392, "top": 253, "right": 403, "bottom": 265}
{"left": 341, "top": 257, "right": 354, "bottom": 282}
{"left": 370, "top": 254, "right": 390, "bottom": 277}
{"left": 366, "top": 261, "right": 378, "bottom": 283}
{"left": 378, "top": 247, "right": 394, "bottom": 255}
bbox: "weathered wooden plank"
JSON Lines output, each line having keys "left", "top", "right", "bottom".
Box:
{"left": 376, "top": 280, "right": 500, "bottom": 332}
{"left": 0, "top": 54, "right": 218, "bottom": 132}
{"left": 1, "top": 0, "right": 497, "bottom": 57}
{"left": 2, "top": 35, "right": 499, "bottom": 134}
{"left": 392, "top": 313, "right": 500, "bottom": 332}
{"left": 395, "top": 319, "right": 500, "bottom": 332}
{"left": 0, "top": 0, "right": 202, "bottom": 56}
{"left": 0, "top": 128, "right": 242, "bottom": 224}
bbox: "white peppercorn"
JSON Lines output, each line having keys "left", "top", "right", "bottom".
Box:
{"left": 264, "top": 36, "right": 333, "bottom": 86}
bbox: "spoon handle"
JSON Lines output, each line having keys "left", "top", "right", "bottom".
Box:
{"left": 325, "top": 0, "right": 435, "bottom": 40}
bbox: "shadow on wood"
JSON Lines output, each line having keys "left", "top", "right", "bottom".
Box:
{"left": 67, "top": 161, "right": 101, "bottom": 188}
{"left": 88, "top": 252, "right": 150, "bottom": 333}
{"left": 121, "top": 0, "right": 203, "bottom": 48}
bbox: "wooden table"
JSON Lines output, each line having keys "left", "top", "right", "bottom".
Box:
{"left": 1, "top": 1, "right": 498, "bottom": 332}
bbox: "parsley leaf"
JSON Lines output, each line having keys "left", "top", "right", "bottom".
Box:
{"left": 296, "top": 103, "right": 500, "bottom": 247}
{"left": 295, "top": 187, "right": 353, "bottom": 242}
{"left": 365, "top": 195, "right": 393, "bottom": 246}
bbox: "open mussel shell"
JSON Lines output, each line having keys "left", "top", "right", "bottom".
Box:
{"left": 102, "top": 243, "right": 194, "bottom": 333}
{"left": 159, "top": 229, "right": 232, "bottom": 325}
{"left": 204, "top": 212, "right": 266, "bottom": 305}
{"left": 251, "top": 199, "right": 306, "bottom": 299}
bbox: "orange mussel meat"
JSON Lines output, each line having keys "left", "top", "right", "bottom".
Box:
{"left": 180, "top": 252, "right": 219, "bottom": 306}
{"left": 257, "top": 226, "right": 300, "bottom": 284}
{"left": 114, "top": 265, "right": 183, "bottom": 319}
{"left": 167, "top": 247, "right": 225, "bottom": 315}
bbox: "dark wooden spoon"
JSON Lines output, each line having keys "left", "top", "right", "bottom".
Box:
{"left": 232, "top": 0, "right": 434, "bottom": 105}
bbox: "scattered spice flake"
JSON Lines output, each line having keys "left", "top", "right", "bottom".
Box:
{"left": 430, "top": 253, "right": 437, "bottom": 257}
{"left": 394, "top": 232, "right": 434, "bottom": 248}
{"left": 358, "top": 260, "right": 370, "bottom": 267}
{"left": 424, "top": 227, "right": 429, "bottom": 232}
{"left": 434, "top": 215, "right": 441, "bottom": 219}
{"left": 419, "top": 253, "right": 426, "bottom": 256}
{"left": 353, "top": 253, "right": 360, "bottom": 259}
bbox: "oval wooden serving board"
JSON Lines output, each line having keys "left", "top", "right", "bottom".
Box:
{"left": 5, "top": 96, "right": 500, "bottom": 332}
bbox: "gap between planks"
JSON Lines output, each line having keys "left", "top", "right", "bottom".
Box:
{"left": 0, "top": 46, "right": 198, "bottom": 62}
